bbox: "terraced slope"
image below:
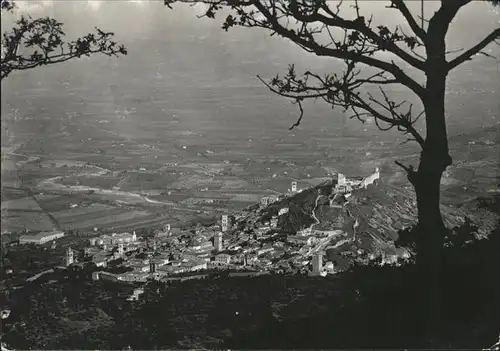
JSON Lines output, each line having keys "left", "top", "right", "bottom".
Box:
{"left": 254, "top": 180, "right": 498, "bottom": 255}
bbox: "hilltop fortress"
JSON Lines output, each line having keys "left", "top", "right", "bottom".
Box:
{"left": 334, "top": 167, "right": 380, "bottom": 194}
{"left": 330, "top": 167, "right": 380, "bottom": 208}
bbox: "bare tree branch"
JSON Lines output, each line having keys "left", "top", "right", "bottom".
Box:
{"left": 395, "top": 160, "right": 418, "bottom": 186}
{"left": 447, "top": 28, "right": 500, "bottom": 71}
{"left": 289, "top": 98, "right": 304, "bottom": 130}
{"left": 351, "top": 90, "right": 425, "bottom": 147}
{"left": 256, "top": 63, "right": 425, "bottom": 148}
{"left": 286, "top": 0, "right": 426, "bottom": 71}
{"left": 259, "top": 1, "right": 425, "bottom": 97}
{"left": 167, "top": 0, "right": 425, "bottom": 99}
{"left": 1, "top": 3, "right": 127, "bottom": 80}
{"left": 391, "top": 0, "right": 426, "bottom": 41}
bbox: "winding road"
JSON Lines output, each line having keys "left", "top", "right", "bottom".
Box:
{"left": 307, "top": 194, "right": 324, "bottom": 233}
{"left": 36, "top": 176, "right": 200, "bottom": 210}
{"left": 300, "top": 187, "right": 361, "bottom": 257}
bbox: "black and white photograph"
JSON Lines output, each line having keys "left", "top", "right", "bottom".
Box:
{"left": 1, "top": 0, "right": 499, "bottom": 349}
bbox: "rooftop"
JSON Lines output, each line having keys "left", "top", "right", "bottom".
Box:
{"left": 117, "top": 272, "right": 149, "bottom": 280}
{"left": 20, "top": 231, "right": 64, "bottom": 240}
{"left": 287, "top": 235, "right": 311, "bottom": 241}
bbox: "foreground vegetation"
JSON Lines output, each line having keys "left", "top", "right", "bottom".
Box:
{"left": 2, "top": 195, "right": 498, "bottom": 349}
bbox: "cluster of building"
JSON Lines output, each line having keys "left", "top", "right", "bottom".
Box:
{"left": 88, "top": 231, "right": 138, "bottom": 247}
{"left": 58, "top": 168, "right": 386, "bottom": 285}
{"left": 260, "top": 180, "right": 306, "bottom": 207}
{"left": 72, "top": 215, "right": 237, "bottom": 282}
{"left": 261, "top": 195, "right": 279, "bottom": 206}
{"left": 309, "top": 253, "right": 336, "bottom": 277}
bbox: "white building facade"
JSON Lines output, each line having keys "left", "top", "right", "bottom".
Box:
{"left": 19, "top": 231, "right": 65, "bottom": 245}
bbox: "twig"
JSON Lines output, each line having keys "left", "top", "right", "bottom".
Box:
{"left": 289, "top": 99, "right": 304, "bottom": 130}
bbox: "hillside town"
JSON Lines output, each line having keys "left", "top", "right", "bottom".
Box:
{"left": 12, "top": 168, "right": 406, "bottom": 287}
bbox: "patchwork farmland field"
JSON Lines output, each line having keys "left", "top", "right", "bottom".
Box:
{"left": 36, "top": 194, "right": 88, "bottom": 213}
{"left": 51, "top": 203, "right": 119, "bottom": 219}
{"left": 1, "top": 209, "right": 56, "bottom": 232}
{"left": 56, "top": 209, "right": 151, "bottom": 230}
{"left": 58, "top": 176, "right": 121, "bottom": 190}
{"left": 1, "top": 196, "right": 42, "bottom": 211}
{"left": 1, "top": 187, "right": 31, "bottom": 202}
{"left": 2, "top": 116, "right": 497, "bottom": 234}
{"left": 116, "top": 172, "right": 179, "bottom": 191}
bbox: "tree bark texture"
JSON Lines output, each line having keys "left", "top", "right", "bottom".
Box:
{"left": 413, "top": 14, "right": 454, "bottom": 339}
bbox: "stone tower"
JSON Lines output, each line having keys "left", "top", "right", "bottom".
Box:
{"left": 118, "top": 242, "right": 124, "bottom": 256}
{"left": 312, "top": 253, "right": 323, "bottom": 274}
{"left": 66, "top": 247, "right": 74, "bottom": 267}
{"left": 337, "top": 173, "right": 346, "bottom": 186}
{"left": 222, "top": 214, "right": 231, "bottom": 232}
{"left": 214, "top": 232, "right": 223, "bottom": 252}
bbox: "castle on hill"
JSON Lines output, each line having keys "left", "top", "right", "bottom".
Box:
{"left": 334, "top": 167, "right": 380, "bottom": 194}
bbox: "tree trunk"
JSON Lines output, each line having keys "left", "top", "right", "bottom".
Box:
{"left": 414, "top": 19, "right": 454, "bottom": 340}
{"left": 414, "top": 154, "right": 447, "bottom": 340}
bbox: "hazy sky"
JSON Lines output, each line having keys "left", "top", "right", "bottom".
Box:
{"left": 2, "top": 1, "right": 499, "bottom": 138}
{"left": 3, "top": 0, "right": 497, "bottom": 96}
{"left": 4, "top": 0, "right": 499, "bottom": 52}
